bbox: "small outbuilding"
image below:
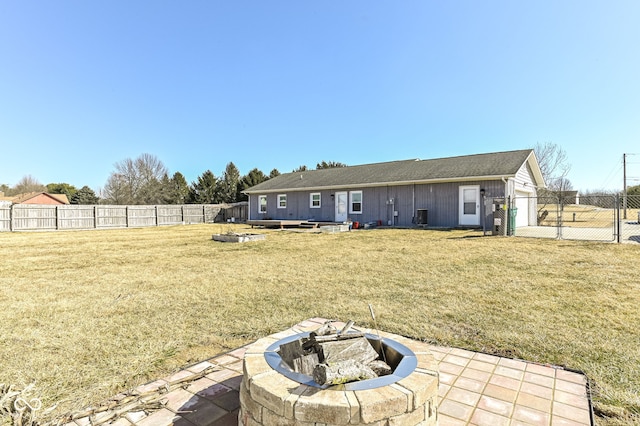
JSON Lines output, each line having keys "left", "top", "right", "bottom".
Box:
{"left": 5, "top": 192, "right": 70, "bottom": 205}
{"left": 243, "top": 149, "right": 545, "bottom": 229}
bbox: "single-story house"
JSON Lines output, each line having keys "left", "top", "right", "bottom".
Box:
{"left": 2, "top": 192, "right": 70, "bottom": 205}
{"left": 243, "top": 149, "right": 545, "bottom": 229}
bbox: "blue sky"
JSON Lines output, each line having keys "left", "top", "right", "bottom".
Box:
{"left": 1, "top": 1, "right": 639, "bottom": 193}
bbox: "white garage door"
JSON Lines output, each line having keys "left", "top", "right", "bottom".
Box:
{"left": 515, "top": 191, "right": 530, "bottom": 227}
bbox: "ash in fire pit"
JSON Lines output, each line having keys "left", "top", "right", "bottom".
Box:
{"left": 265, "top": 320, "right": 418, "bottom": 390}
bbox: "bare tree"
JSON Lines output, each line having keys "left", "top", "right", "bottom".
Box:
{"left": 102, "top": 173, "right": 131, "bottom": 204}
{"left": 534, "top": 142, "right": 571, "bottom": 191}
{"left": 12, "top": 175, "right": 47, "bottom": 195}
{"left": 103, "top": 154, "right": 169, "bottom": 204}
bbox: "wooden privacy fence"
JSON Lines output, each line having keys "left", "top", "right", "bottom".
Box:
{"left": 0, "top": 203, "right": 248, "bottom": 232}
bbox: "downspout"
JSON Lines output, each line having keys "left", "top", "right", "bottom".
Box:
{"left": 502, "top": 177, "right": 509, "bottom": 236}
{"left": 501, "top": 177, "right": 510, "bottom": 208}
{"left": 412, "top": 184, "right": 415, "bottom": 225}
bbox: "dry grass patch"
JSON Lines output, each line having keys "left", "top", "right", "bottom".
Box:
{"left": 538, "top": 203, "right": 640, "bottom": 230}
{"left": 1, "top": 224, "right": 639, "bottom": 424}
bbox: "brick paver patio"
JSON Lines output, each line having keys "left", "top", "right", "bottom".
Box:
{"left": 64, "top": 318, "right": 593, "bottom": 426}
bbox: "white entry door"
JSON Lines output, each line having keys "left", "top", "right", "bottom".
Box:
{"left": 459, "top": 185, "right": 481, "bottom": 226}
{"left": 335, "top": 192, "right": 348, "bottom": 222}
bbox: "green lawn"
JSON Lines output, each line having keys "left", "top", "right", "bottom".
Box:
{"left": 1, "top": 224, "right": 638, "bottom": 424}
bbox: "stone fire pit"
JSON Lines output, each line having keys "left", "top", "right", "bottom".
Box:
{"left": 239, "top": 321, "right": 438, "bottom": 425}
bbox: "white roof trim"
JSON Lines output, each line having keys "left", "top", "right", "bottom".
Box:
{"left": 244, "top": 175, "right": 518, "bottom": 194}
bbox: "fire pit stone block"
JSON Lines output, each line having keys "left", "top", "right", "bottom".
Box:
{"left": 294, "top": 387, "right": 352, "bottom": 424}
{"left": 241, "top": 354, "right": 272, "bottom": 390}
{"left": 248, "top": 370, "right": 302, "bottom": 418}
{"left": 398, "top": 369, "right": 439, "bottom": 409}
{"left": 354, "top": 386, "right": 410, "bottom": 423}
{"left": 239, "top": 381, "right": 263, "bottom": 424}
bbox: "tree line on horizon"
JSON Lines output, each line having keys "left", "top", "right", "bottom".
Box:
{"left": 0, "top": 155, "right": 348, "bottom": 205}
{"left": 2, "top": 144, "right": 635, "bottom": 206}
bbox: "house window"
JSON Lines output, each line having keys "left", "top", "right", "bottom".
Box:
{"left": 258, "top": 195, "right": 267, "bottom": 214}
{"left": 463, "top": 188, "right": 476, "bottom": 214}
{"left": 310, "top": 193, "right": 321, "bottom": 208}
{"left": 278, "top": 194, "right": 287, "bottom": 209}
{"left": 349, "top": 191, "right": 362, "bottom": 214}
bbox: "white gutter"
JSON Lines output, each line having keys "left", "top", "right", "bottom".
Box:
{"left": 244, "top": 175, "right": 517, "bottom": 195}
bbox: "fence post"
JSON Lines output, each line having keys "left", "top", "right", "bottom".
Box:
{"left": 556, "top": 197, "right": 562, "bottom": 240}
{"left": 10, "top": 204, "right": 13, "bottom": 232}
{"left": 56, "top": 205, "right": 60, "bottom": 230}
{"left": 616, "top": 194, "right": 621, "bottom": 243}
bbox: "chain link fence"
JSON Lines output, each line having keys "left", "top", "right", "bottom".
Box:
{"left": 495, "top": 194, "right": 640, "bottom": 244}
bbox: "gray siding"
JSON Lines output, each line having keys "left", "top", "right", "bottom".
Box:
{"left": 249, "top": 179, "right": 508, "bottom": 228}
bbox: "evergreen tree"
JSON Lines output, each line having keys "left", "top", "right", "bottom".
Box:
{"left": 316, "top": 161, "right": 347, "bottom": 169}
{"left": 218, "top": 162, "right": 241, "bottom": 203}
{"left": 170, "top": 172, "right": 190, "bottom": 204}
{"left": 269, "top": 168, "right": 281, "bottom": 178}
{"left": 238, "top": 168, "right": 268, "bottom": 201}
{"left": 189, "top": 170, "right": 219, "bottom": 204}
{"left": 47, "top": 183, "right": 78, "bottom": 200}
{"left": 70, "top": 186, "right": 99, "bottom": 204}
{"left": 158, "top": 173, "right": 174, "bottom": 204}
{"left": 628, "top": 185, "right": 640, "bottom": 196}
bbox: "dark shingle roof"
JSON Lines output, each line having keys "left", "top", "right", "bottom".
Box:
{"left": 245, "top": 149, "right": 540, "bottom": 193}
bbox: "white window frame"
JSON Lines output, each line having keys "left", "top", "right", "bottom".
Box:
{"left": 277, "top": 194, "right": 287, "bottom": 209}
{"left": 349, "top": 191, "right": 362, "bottom": 214}
{"left": 310, "top": 192, "right": 321, "bottom": 208}
{"left": 258, "top": 195, "right": 267, "bottom": 214}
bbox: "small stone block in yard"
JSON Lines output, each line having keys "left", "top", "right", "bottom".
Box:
{"left": 212, "top": 233, "right": 266, "bottom": 243}
{"left": 320, "top": 224, "right": 350, "bottom": 233}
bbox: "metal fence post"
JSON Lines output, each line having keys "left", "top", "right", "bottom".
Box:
{"left": 616, "top": 194, "right": 621, "bottom": 243}
{"left": 556, "top": 197, "right": 562, "bottom": 240}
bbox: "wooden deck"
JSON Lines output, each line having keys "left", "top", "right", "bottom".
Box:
{"left": 247, "top": 219, "right": 321, "bottom": 229}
